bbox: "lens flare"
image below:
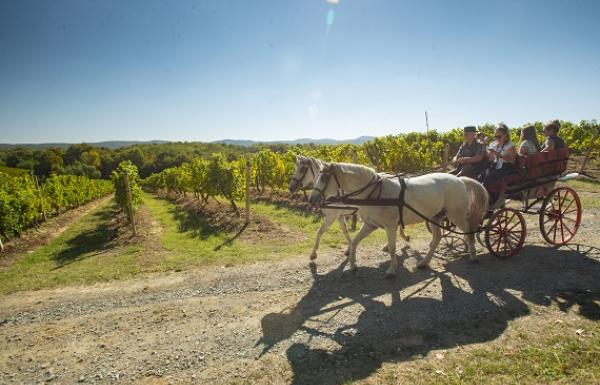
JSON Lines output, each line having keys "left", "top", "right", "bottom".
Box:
{"left": 326, "top": 9, "right": 335, "bottom": 26}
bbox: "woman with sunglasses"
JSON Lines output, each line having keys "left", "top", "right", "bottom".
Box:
{"left": 483, "top": 123, "right": 517, "bottom": 208}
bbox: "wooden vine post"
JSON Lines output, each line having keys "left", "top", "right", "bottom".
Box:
{"left": 123, "top": 171, "right": 137, "bottom": 236}
{"left": 245, "top": 157, "right": 251, "bottom": 224}
{"left": 34, "top": 175, "right": 47, "bottom": 222}
{"left": 579, "top": 124, "right": 600, "bottom": 174}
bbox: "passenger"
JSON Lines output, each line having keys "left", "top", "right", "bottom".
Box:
{"left": 477, "top": 132, "right": 489, "bottom": 146}
{"left": 483, "top": 123, "right": 517, "bottom": 208}
{"left": 518, "top": 124, "right": 541, "bottom": 156}
{"left": 541, "top": 119, "right": 566, "bottom": 152}
{"left": 449, "top": 126, "right": 487, "bottom": 179}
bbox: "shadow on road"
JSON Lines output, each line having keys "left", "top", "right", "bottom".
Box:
{"left": 257, "top": 244, "right": 600, "bottom": 385}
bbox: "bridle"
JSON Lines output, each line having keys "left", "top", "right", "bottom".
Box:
{"left": 311, "top": 165, "right": 342, "bottom": 201}
{"left": 290, "top": 159, "right": 316, "bottom": 190}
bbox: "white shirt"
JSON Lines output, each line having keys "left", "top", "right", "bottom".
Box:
{"left": 488, "top": 140, "right": 515, "bottom": 169}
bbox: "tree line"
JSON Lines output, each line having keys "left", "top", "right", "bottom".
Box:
{"left": 1, "top": 120, "right": 596, "bottom": 183}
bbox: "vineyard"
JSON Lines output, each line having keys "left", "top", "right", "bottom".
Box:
{"left": 1, "top": 122, "right": 598, "bottom": 249}
{"left": 139, "top": 122, "right": 600, "bottom": 208}
{"left": 0, "top": 172, "right": 112, "bottom": 249}
{"left": 1, "top": 124, "right": 600, "bottom": 385}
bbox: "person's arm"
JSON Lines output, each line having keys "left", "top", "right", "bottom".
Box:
{"left": 464, "top": 154, "right": 484, "bottom": 164}
{"left": 541, "top": 138, "right": 555, "bottom": 152}
{"left": 500, "top": 146, "right": 517, "bottom": 164}
{"left": 453, "top": 145, "right": 464, "bottom": 164}
{"left": 519, "top": 142, "right": 529, "bottom": 156}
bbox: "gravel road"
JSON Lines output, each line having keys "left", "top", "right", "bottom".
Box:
{"left": 1, "top": 206, "right": 600, "bottom": 385}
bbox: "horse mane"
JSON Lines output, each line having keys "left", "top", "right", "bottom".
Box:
{"left": 333, "top": 162, "right": 377, "bottom": 179}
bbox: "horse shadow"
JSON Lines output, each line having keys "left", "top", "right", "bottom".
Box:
{"left": 257, "top": 244, "right": 600, "bottom": 385}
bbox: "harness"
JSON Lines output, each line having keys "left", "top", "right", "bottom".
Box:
{"left": 317, "top": 168, "right": 483, "bottom": 236}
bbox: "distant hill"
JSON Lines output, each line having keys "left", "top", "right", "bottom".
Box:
{"left": 0, "top": 140, "right": 170, "bottom": 150}
{"left": 212, "top": 136, "right": 376, "bottom": 146}
{"left": 0, "top": 136, "right": 376, "bottom": 150}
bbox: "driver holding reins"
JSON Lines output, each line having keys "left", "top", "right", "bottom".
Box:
{"left": 449, "top": 126, "right": 487, "bottom": 179}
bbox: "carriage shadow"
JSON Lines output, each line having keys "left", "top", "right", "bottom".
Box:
{"left": 257, "top": 244, "right": 600, "bottom": 385}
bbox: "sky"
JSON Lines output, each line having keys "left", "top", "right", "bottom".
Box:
{"left": 0, "top": 0, "right": 599, "bottom": 143}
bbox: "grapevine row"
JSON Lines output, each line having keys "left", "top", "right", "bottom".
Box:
{"left": 0, "top": 173, "right": 113, "bottom": 242}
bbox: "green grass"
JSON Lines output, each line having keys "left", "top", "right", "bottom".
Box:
{"left": 376, "top": 322, "right": 600, "bottom": 385}
{"left": 142, "top": 193, "right": 390, "bottom": 271}
{"left": 565, "top": 179, "right": 600, "bottom": 208}
{"left": 0, "top": 201, "right": 143, "bottom": 295}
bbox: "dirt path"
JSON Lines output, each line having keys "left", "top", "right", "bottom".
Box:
{"left": 1, "top": 209, "right": 600, "bottom": 385}
{"left": 0, "top": 195, "right": 114, "bottom": 270}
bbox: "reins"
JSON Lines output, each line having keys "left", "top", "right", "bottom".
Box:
{"left": 317, "top": 167, "right": 486, "bottom": 236}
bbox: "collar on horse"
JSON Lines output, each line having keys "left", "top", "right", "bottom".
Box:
{"left": 321, "top": 170, "right": 409, "bottom": 228}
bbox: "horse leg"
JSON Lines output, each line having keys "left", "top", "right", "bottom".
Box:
{"left": 311, "top": 211, "right": 337, "bottom": 260}
{"left": 384, "top": 225, "right": 399, "bottom": 277}
{"left": 448, "top": 211, "right": 479, "bottom": 263}
{"left": 348, "top": 223, "right": 377, "bottom": 273}
{"left": 465, "top": 232, "right": 478, "bottom": 263}
{"left": 337, "top": 215, "right": 353, "bottom": 256}
{"left": 382, "top": 227, "right": 409, "bottom": 253}
{"left": 417, "top": 216, "right": 443, "bottom": 269}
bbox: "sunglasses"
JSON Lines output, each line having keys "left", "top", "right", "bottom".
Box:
{"left": 495, "top": 134, "right": 504, "bottom": 138}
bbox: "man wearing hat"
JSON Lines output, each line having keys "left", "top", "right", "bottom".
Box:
{"left": 449, "top": 126, "right": 487, "bottom": 179}
{"left": 541, "top": 119, "right": 566, "bottom": 152}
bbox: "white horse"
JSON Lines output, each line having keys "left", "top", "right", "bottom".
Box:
{"left": 308, "top": 163, "right": 489, "bottom": 276}
{"left": 288, "top": 155, "right": 410, "bottom": 260}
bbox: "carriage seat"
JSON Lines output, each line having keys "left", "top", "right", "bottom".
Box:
{"left": 505, "top": 147, "right": 569, "bottom": 193}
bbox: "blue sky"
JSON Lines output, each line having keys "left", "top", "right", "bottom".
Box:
{"left": 1, "top": 0, "right": 599, "bottom": 143}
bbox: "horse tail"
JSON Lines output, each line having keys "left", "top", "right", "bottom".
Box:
{"left": 459, "top": 177, "right": 489, "bottom": 232}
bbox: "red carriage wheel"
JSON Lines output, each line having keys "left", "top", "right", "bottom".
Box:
{"left": 539, "top": 187, "right": 582, "bottom": 246}
{"left": 484, "top": 208, "right": 526, "bottom": 259}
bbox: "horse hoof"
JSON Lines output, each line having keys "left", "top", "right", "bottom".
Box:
{"left": 382, "top": 245, "right": 389, "bottom": 253}
{"left": 385, "top": 270, "right": 396, "bottom": 279}
{"left": 406, "top": 236, "right": 411, "bottom": 242}
{"left": 343, "top": 249, "right": 350, "bottom": 257}
{"left": 310, "top": 252, "right": 317, "bottom": 260}
{"left": 416, "top": 262, "right": 430, "bottom": 269}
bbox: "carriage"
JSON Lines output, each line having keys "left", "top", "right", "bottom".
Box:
{"left": 438, "top": 147, "right": 583, "bottom": 258}
{"left": 293, "top": 149, "right": 583, "bottom": 274}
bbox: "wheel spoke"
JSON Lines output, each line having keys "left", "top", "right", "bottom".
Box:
{"left": 557, "top": 191, "right": 563, "bottom": 212}
{"left": 550, "top": 195, "right": 557, "bottom": 212}
{"left": 504, "top": 237, "right": 512, "bottom": 255}
{"left": 562, "top": 216, "right": 577, "bottom": 223}
{"left": 507, "top": 211, "right": 517, "bottom": 226}
{"left": 505, "top": 235, "right": 517, "bottom": 251}
{"left": 507, "top": 231, "right": 522, "bottom": 244}
{"left": 546, "top": 218, "right": 559, "bottom": 235}
{"left": 562, "top": 198, "right": 575, "bottom": 214}
{"left": 562, "top": 220, "right": 575, "bottom": 237}
{"left": 507, "top": 220, "right": 522, "bottom": 232}
{"left": 560, "top": 217, "right": 565, "bottom": 243}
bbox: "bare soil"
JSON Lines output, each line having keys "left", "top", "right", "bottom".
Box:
{"left": 1, "top": 196, "right": 599, "bottom": 385}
